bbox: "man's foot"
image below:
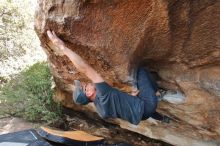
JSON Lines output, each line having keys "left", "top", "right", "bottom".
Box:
{"left": 163, "top": 90, "right": 186, "bottom": 104}
{"left": 157, "top": 89, "right": 186, "bottom": 104}
{"left": 162, "top": 115, "right": 171, "bottom": 123}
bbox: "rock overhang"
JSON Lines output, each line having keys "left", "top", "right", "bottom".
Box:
{"left": 35, "top": 0, "right": 220, "bottom": 145}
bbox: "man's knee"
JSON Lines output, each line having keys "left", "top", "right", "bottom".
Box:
{"left": 137, "top": 68, "right": 148, "bottom": 80}
{"left": 138, "top": 67, "right": 147, "bottom": 74}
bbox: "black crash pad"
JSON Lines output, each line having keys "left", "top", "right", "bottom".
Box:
{"left": 0, "top": 129, "right": 53, "bottom": 146}
{"left": 0, "top": 128, "right": 133, "bottom": 146}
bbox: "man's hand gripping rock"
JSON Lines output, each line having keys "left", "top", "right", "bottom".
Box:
{"left": 47, "top": 30, "right": 66, "bottom": 56}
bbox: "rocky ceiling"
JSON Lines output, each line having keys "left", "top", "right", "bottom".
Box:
{"left": 35, "top": 0, "right": 220, "bottom": 145}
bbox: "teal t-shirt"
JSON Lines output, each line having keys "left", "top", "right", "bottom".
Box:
{"left": 94, "top": 82, "right": 144, "bottom": 125}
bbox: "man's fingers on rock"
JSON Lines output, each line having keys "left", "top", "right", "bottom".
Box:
{"left": 52, "top": 31, "right": 57, "bottom": 37}
{"left": 47, "top": 30, "right": 53, "bottom": 40}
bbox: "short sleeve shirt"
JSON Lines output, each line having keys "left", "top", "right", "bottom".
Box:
{"left": 94, "top": 82, "right": 144, "bottom": 125}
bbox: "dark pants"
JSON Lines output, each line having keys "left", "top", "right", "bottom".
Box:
{"left": 137, "top": 68, "right": 163, "bottom": 121}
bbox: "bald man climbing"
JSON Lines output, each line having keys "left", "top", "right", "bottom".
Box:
{"left": 47, "top": 30, "right": 172, "bottom": 125}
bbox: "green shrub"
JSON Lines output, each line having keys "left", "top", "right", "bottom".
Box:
{"left": 0, "top": 62, "right": 62, "bottom": 124}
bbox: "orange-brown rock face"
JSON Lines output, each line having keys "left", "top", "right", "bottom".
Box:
{"left": 35, "top": 0, "right": 220, "bottom": 145}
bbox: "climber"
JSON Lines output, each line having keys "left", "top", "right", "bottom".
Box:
{"left": 47, "top": 30, "right": 171, "bottom": 125}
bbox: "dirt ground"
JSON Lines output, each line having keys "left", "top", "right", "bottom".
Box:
{"left": 0, "top": 117, "right": 38, "bottom": 135}
{"left": 0, "top": 114, "right": 172, "bottom": 146}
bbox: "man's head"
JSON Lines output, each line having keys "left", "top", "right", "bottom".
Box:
{"left": 73, "top": 80, "right": 96, "bottom": 105}
{"left": 82, "top": 82, "right": 96, "bottom": 98}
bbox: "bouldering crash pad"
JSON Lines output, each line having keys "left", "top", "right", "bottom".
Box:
{"left": 38, "top": 127, "right": 104, "bottom": 146}
{"left": 0, "top": 127, "right": 133, "bottom": 146}
{"left": 0, "top": 129, "right": 53, "bottom": 146}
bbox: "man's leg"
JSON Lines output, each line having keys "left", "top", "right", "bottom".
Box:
{"left": 137, "top": 68, "right": 158, "bottom": 119}
{"left": 137, "top": 68, "right": 171, "bottom": 123}
{"left": 137, "top": 68, "right": 158, "bottom": 96}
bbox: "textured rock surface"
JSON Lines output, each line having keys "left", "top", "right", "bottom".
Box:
{"left": 35, "top": 0, "right": 220, "bottom": 145}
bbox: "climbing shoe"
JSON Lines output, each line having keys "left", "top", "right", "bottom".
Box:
{"left": 162, "top": 90, "right": 186, "bottom": 104}
{"left": 162, "top": 115, "right": 171, "bottom": 123}
{"left": 158, "top": 89, "right": 186, "bottom": 104}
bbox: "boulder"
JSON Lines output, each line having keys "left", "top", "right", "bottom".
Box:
{"left": 35, "top": 0, "right": 220, "bottom": 145}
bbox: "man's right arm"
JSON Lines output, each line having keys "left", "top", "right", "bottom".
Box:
{"left": 47, "top": 30, "right": 104, "bottom": 83}
{"left": 63, "top": 48, "right": 103, "bottom": 83}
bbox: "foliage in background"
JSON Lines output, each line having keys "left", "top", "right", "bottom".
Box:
{"left": 0, "top": 0, "right": 37, "bottom": 59}
{"left": 0, "top": 0, "right": 46, "bottom": 77}
{"left": 0, "top": 62, "right": 62, "bottom": 124}
{"left": 0, "top": 0, "right": 24, "bottom": 59}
